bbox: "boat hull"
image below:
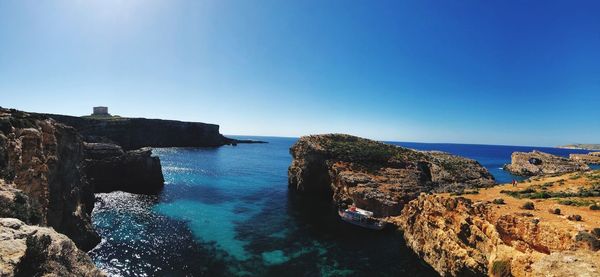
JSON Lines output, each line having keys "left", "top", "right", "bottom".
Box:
{"left": 338, "top": 210, "right": 386, "bottom": 230}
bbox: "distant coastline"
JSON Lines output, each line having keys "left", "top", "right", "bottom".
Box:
{"left": 557, "top": 144, "right": 600, "bottom": 151}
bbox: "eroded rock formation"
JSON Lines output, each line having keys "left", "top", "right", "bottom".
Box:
{"left": 570, "top": 152, "right": 600, "bottom": 165}
{"left": 504, "top": 150, "right": 589, "bottom": 176}
{"left": 288, "top": 134, "right": 495, "bottom": 217}
{"left": 395, "top": 194, "right": 600, "bottom": 277}
{"left": 0, "top": 108, "right": 99, "bottom": 250}
{"left": 83, "top": 143, "right": 164, "bottom": 194}
{"left": 0, "top": 180, "right": 38, "bottom": 224}
{"left": 0, "top": 218, "right": 104, "bottom": 276}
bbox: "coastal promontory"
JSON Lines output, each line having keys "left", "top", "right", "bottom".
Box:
{"left": 289, "top": 134, "right": 600, "bottom": 276}
{"left": 43, "top": 113, "right": 236, "bottom": 150}
{"left": 504, "top": 150, "right": 590, "bottom": 176}
{"left": 288, "top": 134, "right": 495, "bottom": 217}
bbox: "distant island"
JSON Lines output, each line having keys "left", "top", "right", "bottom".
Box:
{"left": 558, "top": 144, "right": 600, "bottom": 150}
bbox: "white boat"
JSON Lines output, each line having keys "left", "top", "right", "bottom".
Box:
{"left": 338, "top": 206, "right": 386, "bottom": 230}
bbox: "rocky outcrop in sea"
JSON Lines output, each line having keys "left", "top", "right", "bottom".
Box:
{"left": 83, "top": 143, "right": 165, "bottom": 194}
{"left": 504, "top": 150, "right": 590, "bottom": 176}
{"left": 288, "top": 134, "right": 495, "bottom": 217}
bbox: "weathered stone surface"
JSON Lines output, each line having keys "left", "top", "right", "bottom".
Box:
{"left": 288, "top": 134, "right": 495, "bottom": 217}
{"left": 570, "top": 152, "right": 600, "bottom": 165}
{"left": 0, "top": 180, "right": 39, "bottom": 224}
{"left": 84, "top": 144, "right": 164, "bottom": 194}
{"left": 0, "top": 108, "right": 99, "bottom": 251}
{"left": 530, "top": 251, "right": 600, "bottom": 277}
{"left": 395, "top": 194, "right": 599, "bottom": 277}
{"left": 83, "top": 142, "right": 125, "bottom": 160}
{"left": 0, "top": 218, "right": 104, "bottom": 277}
{"left": 504, "top": 150, "right": 589, "bottom": 176}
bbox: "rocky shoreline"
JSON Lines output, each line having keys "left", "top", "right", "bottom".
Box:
{"left": 289, "top": 134, "right": 600, "bottom": 276}
{"left": 0, "top": 107, "right": 243, "bottom": 276}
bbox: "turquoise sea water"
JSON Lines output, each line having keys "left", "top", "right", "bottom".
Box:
{"left": 89, "top": 137, "right": 594, "bottom": 276}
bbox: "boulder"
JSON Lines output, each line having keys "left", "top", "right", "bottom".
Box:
{"left": 0, "top": 218, "right": 104, "bottom": 276}
{"left": 504, "top": 150, "right": 589, "bottom": 176}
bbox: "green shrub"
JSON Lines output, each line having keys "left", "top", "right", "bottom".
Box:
{"left": 558, "top": 199, "right": 595, "bottom": 207}
{"left": 592, "top": 228, "right": 600, "bottom": 238}
{"left": 570, "top": 174, "right": 582, "bottom": 180}
{"left": 492, "top": 198, "right": 505, "bottom": 205}
{"left": 567, "top": 214, "right": 582, "bottom": 221}
{"left": 548, "top": 208, "right": 561, "bottom": 215}
{"left": 521, "top": 201, "right": 535, "bottom": 210}
{"left": 590, "top": 204, "right": 600, "bottom": 211}
{"left": 491, "top": 260, "right": 511, "bottom": 277}
{"left": 575, "top": 231, "right": 600, "bottom": 251}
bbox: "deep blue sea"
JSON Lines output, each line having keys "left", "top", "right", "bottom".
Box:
{"left": 89, "top": 137, "right": 595, "bottom": 276}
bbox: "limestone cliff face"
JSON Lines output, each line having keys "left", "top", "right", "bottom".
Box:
{"left": 395, "top": 194, "right": 599, "bottom": 277}
{"left": 44, "top": 114, "right": 234, "bottom": 150}
{"left": 0, "top": 181, "right": 38, "bottom": 224}
{"left": 504, "top": 150, "right": 589, "bottom": 176}
{"left": 288, "top": 134, "right": 495, "bottom": 217}
{"left": 0, "top": 218, "right": 104, "bottom": 277}
{"left": 0, "top": 108, "right": 99, "bottom": 251}
{"left": 83, "top": 143, "right": 164, "bottom": 194}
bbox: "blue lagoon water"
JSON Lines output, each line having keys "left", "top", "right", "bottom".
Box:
{"left": 89, "top": 137, "right": 594, "bottom": 276}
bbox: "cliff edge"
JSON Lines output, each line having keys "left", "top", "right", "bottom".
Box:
{"left": 0, "top": 108, "right": 100, "bottom": 251}
{"left": 288, "top": 134, "right": 495, "bottom": 217}
{"left": 395, "top": 171, "right": 600, "bottom": 276}
{"left": 43, "top": 113, "right": 235, "bottom": 150}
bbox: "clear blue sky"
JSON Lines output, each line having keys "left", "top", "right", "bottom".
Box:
{"left": 1, "top": 1, "right": 599, "bottom": 146}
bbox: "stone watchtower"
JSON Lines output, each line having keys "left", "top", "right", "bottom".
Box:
{"left": 92, "top": 106, "right": 110, "bottom": 116}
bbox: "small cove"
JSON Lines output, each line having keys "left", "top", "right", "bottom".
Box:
{"left": 90, "top": 137, "right": 593, "bottom": 276}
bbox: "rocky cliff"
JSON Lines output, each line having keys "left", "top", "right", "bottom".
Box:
{"left": 44, "top": 113, "right": 235, "bottom": 150}
{"left": 0, "top": 108, "right": 99, "bottom": 251}
{"left": 83, "top": 143, "right": 164, "bottom": 194}
{"left": 395, "top": 170, "right": 600, "bottom": 277}
{"left": 395, "top": 193, "right": 599, "bottom": 277}
{"left": 288, "top": 134, "right": 495, "bottom": 217}
{"left": 0, "top": 218, "right": 103, "bottom": 276}
{"left": 504, "top": 150, "right": 590, "bottom": 176}
{"left": 570, "top": 152, "right": 600, "bottom": 165}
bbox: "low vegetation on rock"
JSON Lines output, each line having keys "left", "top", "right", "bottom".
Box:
{"left": 492, "top": 198, "right": 505, "bottom": 205}
{"left": 568, "top": 214, "right": 583, "bottom": 221}
{"left": 491, "top": 260, "right": 511, "bottom": 277}
{"left": 575, "top": 231, "right": 600, "bottom": 251}
{"left": 548, "top": 207, "right": 561, "bottom": 215}
{"left": 522, "top": 201, "right": 535, "bottom": 210}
